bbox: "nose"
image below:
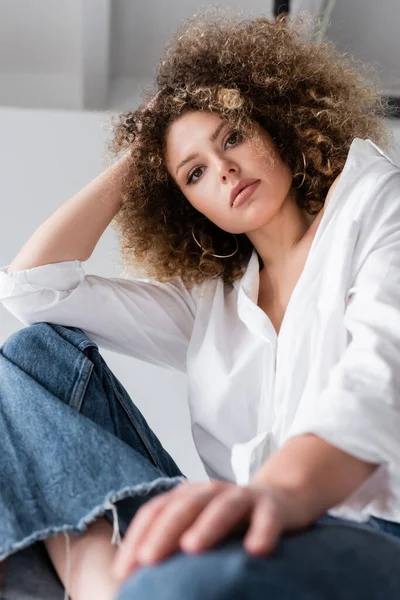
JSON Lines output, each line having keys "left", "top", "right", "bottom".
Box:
{"left": 220, "top": 165, "right": 238, "bottom": 182}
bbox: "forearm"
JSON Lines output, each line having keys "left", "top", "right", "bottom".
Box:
{"left": 249, "top": 433, "right": 381, "bottom": 521}
{"left": 8, "top": 151, "right": 131, "bottom": 273}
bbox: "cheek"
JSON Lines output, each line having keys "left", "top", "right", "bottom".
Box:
{"left": 187, "top": 181, "right": 217, "bottom": 213}
{"left": 188, "top": 189, "right": 231, "bottom": 230}
{"left": 192, "top": 193, "right": 219, "bottom": 217}
{"left": 184, "top": 188, "right": 209, "bottom": 214}
{"left": 262, "top": 155, "right": 293, "bottom": 190}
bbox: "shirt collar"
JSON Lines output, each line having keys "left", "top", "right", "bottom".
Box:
{"left": 236, "top": 137, "right": 382, "bottom": 303}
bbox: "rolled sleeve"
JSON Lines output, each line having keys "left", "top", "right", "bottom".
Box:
{"left": 287, "top": 173, "right": 400, "bottom": 521}
{"left": 0, "top": 261, "right": 84, "bottom": 298}
{"left": 0, "top": 261, "right": 196, "bottom": 372}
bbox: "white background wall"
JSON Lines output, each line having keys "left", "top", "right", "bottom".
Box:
{"left": 1, "top": 109, "right": 400, "bottom": 485}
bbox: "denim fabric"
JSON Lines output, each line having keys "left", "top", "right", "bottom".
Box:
{"left": 116, "top": 517, "right": 400, "bottom": 600}
{"left": 1, "top": 322, "right": 400, "bottom": 600}
{"left": 0, "top": 322, "right": 188, "bottom": 599}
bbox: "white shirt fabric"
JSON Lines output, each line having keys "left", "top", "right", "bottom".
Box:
{"left": 1, "top": 137, "right": 400, "bottom": 525}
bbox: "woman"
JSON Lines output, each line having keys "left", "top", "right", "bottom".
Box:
{"left": 1, "top": 10, "right": 400, "bottom": 600}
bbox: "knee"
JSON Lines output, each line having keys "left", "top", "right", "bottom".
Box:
{"left": 113, "top": 538, "right": 303, "bottom": 600}
{"left": 1, "top": 323, "right": 54, "bottom": 360}
{"left": 1, "top": 322, "right": 92, "bottom": 364}
{"left": 113, "top": 523, "right": 400, "bottom": 600}
{"left": 1, "top": 322, "right": 68, "bottom": 360}
{"left": 114, "top": 545, "right": 238, "bottom": 600}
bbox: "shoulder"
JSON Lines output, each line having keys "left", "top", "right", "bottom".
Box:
{"left": 325, "top": 137, "right": 399, "bottom": 211}
{"left": 330, "top": 139, "right": 400, "bottom": 228}
{"left": 350, "top": 144, "right": 400, "bottom": 260}
{"left": 324, "top": 171, "right": 342, "bottom": 211}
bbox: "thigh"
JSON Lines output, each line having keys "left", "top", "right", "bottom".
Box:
{"left": 86, "top": 341, "right": 187, "bottom": 481}
{"left": 115, "top": 517, "right": 400, "bottom": 600}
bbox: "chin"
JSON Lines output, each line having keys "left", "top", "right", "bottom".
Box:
{"left": 238, "top": 206, "right": 274, "bottom": 228}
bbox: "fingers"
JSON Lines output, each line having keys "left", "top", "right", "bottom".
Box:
{"left": 243, "top": 498, "right": 281, "bottom": 555}
{"left": 112, "top": 481, "right": 280, "bottom": 584}
{"left": 112, "top": 492, "right": 170, "bottom": 580}
{"left": 180, "top": 487, "right": 252, "bottom": 552}
{"left": 145, "top": 90, "right": 162, "bottom": 109}
{"left": 135, "top": 489, "right": 216, "bottom": 563}
{"left": 112, "top": 483, "right": 217, "bottom": 580}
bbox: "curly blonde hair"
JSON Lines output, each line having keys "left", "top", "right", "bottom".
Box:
{"left": 105, "top": 9, "right": 392, "bottom": 291}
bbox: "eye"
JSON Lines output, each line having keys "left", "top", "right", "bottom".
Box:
{"left": 186, "top": 166, "right": 204, "bottom": 185}
{"left": 225, "top": 130, "right": 241, "bottom": 147}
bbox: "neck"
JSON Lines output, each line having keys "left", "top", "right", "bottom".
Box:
{"left": 246, "top": 188, "right": 321, "bottom": 271}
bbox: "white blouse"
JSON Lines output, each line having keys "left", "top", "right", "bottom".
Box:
{"left": 1, "top": 138, "right": 400, "bottom": 525}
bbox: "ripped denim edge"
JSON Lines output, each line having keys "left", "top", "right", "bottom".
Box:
{"left": 0, "top": 474, "right": 187, "bottom": 563}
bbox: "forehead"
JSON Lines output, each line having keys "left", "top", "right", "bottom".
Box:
{"left": 168, "top": 110, "right": 222, "bottom": 134}
{"left": 165, "top": 111, "right": 224, "bottom": 156}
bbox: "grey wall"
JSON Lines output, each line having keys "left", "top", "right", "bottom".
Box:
{"left": 0, "top": 0, "right": 399, "bottom": 111}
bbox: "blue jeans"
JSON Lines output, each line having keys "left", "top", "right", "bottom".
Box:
{"left": 0, "top": 322, "right": 400, "bottom": 600}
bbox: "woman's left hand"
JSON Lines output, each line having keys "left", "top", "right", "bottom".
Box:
{"left": 111, "top": 479, "right": 316, "bottom": 582}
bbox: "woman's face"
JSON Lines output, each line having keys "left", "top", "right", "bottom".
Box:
{"left": 164, "top": 110, "right": 294, "bottom": 235}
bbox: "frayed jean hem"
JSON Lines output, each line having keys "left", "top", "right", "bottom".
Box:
{"left": 0, "top": 475, "right": 187, "bottom": 563}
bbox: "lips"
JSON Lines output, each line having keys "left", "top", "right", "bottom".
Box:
{"left": 230, "top": 179, "right": 260, "bottom": 207}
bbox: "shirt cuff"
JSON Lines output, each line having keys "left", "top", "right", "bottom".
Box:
{"left": 0, "top": 261, "right": 84, "bottom": 299}
{"left": 286, "top": 388, "right": 399, "bottom": 521}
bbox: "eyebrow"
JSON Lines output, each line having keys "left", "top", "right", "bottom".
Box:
{"left": 175, "top": 121, "right": 227, "bottom": 176}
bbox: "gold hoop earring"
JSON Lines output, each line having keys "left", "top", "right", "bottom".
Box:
{"left": 293, "top": 152, "right": 307, "bottom": 189}
{"left": 191, "top": 218, "right": 239, "bottom": 259}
